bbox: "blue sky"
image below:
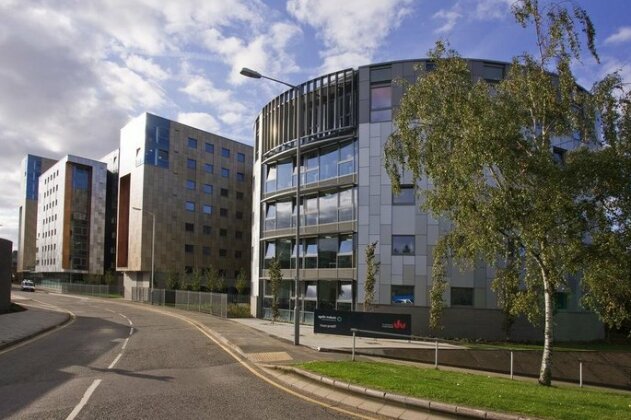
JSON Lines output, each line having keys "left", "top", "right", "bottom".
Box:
{"left": 0, "top": 0, "right": 629, "bottom": 248}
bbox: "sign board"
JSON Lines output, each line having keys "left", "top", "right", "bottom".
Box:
{"left": 313, "top": 309, "right": 411, "bottom": 338}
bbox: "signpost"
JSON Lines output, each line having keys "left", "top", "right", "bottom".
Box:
{"left": 313, "top": 309, "right": 412, "bottom": 338}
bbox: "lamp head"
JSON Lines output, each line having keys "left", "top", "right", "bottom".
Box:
{"left": 240, "top": 67, "right": 261, "bottom": 79}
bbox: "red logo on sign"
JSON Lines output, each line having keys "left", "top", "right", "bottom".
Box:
{"left": 393, "top": 320, "right": 407, "bottom": 330}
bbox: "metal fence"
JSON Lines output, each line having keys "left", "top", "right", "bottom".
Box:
{"left": 40, "top": 279, "right": 122, "bottom": 297}
{"left": 131, "top": 288, "right": 229, "bottom": 318}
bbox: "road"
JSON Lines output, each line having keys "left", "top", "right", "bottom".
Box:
{"left": 1, "top": 291, "right": 353, "bottom": 419}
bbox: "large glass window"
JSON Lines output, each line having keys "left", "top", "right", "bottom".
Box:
{"left": 393, "top": 185, "right": 415, "bottom": 205}
{"left": 338, "top": 188, "right": 353, "bottom": 221}
{"left": 276, "top": 201, "right": 292, "bottom": 229}
{"left": 277, "top": 160, "right": 293, "bottom": 190}
{"left": 304, "top": 238, "right": 318, "bottom": 268}
{"left": 304, "top": 195, "right": 318, "bottom": 226}
{"left": 392, "top": 235, "right": 415, "bottom": 255}
{"left": 319, "top": 147, "right": 338, "bottom": 180}
{"left": 264, "top": 241, "right": 276, "bottom": 269}
{"left": 265, "top": 165, "right": 277, "bottom": 193}
{"left": 319, "top": 192, "right": 337, "bottom": 224}
{"left": 338, "top": 142, "right": 355, "bottom": 176}
{"left": 278, "top": 238, "right": 291, "bottom": 269}
{"left": 264, "top": 203, "right": 276, "bottom": 231}
{"left": 318, "top": 236, "right": 338, "bottom": 268}
{"left": 338, "top": 235, "right": 353, "bottom": 268}
{"left": 303, "top": 153, "right": 319, "bottom": 184}
{"left": 451, "top": 287, "right": 474, "bottom": 306}
{"left": 371, "top": 84, "right": 392, "bottom": 122}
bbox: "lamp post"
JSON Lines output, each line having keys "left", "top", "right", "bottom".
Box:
{"left": 132, "top": 207, "right": 155, "bottom": 303}
{"left": 240, "top": 67, "right": 302, "bottom": 346}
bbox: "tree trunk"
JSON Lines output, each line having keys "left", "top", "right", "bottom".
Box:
{"left": 539, "top": 274, "right": 554, "bottom": 386}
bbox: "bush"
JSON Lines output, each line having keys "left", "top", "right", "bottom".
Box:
{"left": 228, "top": 303, "right": 251, "bottom": 318}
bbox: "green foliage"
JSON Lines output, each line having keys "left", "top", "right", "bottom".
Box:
{"left": 227, "top": 303, "right": 252, "bottom": 318}
{"left": 167, "top": 270, "right": 181, "bottom": 291}
{"left": 268, "top": 258, "right": 282, "bottom": 323}
{"left": 190, "top": 268, "right": 202, "bottom": 292}
{"left": 103, "top": 270, "right": 117, "bottom": 287}
{"left": 363, "top": 241, "right": 379, "bottom": 311}
{"left": 385, "top": 1, "right": 631, "bottom": 385}
{"left": 235, "top": 269, "right": 249, "bottom": 295}
{"left": 204, "top": 265, "right": 221, "bottom": 292}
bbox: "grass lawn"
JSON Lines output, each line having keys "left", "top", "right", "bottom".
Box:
{"left": 299, "top": 361, "right": 631, "bottom": 420}
{"left": 463, "top": 342, "right": 631, "bottom": 352}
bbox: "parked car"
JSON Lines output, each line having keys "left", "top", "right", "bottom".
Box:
{"left": 21, "top": 280, "right": 35, "bottom": 292}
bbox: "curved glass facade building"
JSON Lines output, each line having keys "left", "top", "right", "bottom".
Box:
{"left": 250, "top": 59, "right": 604, "bottom": 341}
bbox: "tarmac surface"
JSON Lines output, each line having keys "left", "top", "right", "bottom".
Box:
{"left": 4, "top": 288, "right": 605, "bottom": 419}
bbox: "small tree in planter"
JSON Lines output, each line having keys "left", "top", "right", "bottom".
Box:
{"left": 235, "top": 270, "right": 249, "bottom": 296}
{"left": 167, "top": 270, "right": 181, "bottom": 290}
{"left": 268, "top": 258, "right": 282, "bottom": 324}
{"left": 364, "top": 241, "right": 379, "bottom": 312}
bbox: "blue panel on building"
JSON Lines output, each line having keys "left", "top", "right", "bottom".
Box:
{"left": 145, "top": 114, "right": 170, "bottom": 168}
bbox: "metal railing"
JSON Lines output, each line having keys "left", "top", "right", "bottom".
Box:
{"left": 131, "top": 288, "right": 228, "bottom": 318}
{"left": 39, "top": 279, "right": 122, "bottom": 297}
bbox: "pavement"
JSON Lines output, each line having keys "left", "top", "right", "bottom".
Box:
{"left": 2, "top": 290, "right": 526, "bottom": 419}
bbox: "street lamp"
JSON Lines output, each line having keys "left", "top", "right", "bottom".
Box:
{"left": 241, "top": 67, "right": 302, "bottom": 346}
{"left": 132, "top": 206, "right": 155, "bottom": 302}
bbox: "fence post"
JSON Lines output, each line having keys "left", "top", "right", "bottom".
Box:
{"left": 187, "top": 291, "right": 190, "bottom": 311}
{"left": 352, "top": 330, "right": 356, "bottom": 361}
{"left": 510, "top": 351, "right": 514, "bottom": 380}
{"left": 434, "top": 340, "right": 438, "bottom": 368}
{"left": 579, "top": 362, "right": 583, "bottom": 388}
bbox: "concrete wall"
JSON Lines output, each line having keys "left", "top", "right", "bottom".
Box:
{"left": 0, "top": 238, "right": 12, "bottom": 312}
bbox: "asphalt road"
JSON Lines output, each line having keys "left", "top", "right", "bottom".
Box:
{"left": 1, "top": 292, "right": 352, "bottom": 419}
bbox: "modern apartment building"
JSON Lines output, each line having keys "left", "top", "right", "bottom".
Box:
{"left": 116, "top": 113, "right": 252, "bottom": 298}
{"left": 250, "top": 59, "right": 603, "bottom": 341}
{"left": 17, "top": 154, "right": 56, "bottom": 277}
{"left": 34, "top": 155, "right": 108, "bottom": 278}
{"left": 100, "top": 149, "right": 120, "bottom": 273}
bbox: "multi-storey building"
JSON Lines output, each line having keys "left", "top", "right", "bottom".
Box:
{"left": 116, "top": 113, "right": 252, "bottom": 297}
{"left": 34, "top": 155, "right": 108, "bottom": 278}
{"left": 100, "top": 149, "right": 120, "bottom": 273}
{"left": 250, "top": 59, "right": 604, "bottom": 341}
{"left": 17, "top": 154, "right": 56, "bottom": 277}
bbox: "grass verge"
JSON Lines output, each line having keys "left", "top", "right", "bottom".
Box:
{"left": 298, "top": 361, "right": 631, "bottom": 420}
{"left": 463, "top": 342, "right": 631, "bottom": 352}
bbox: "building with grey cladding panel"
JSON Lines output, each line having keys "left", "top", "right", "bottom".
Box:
{"left": 250, "top": 59, "right": 603, "bottom": 341}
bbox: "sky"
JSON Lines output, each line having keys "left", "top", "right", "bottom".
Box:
{"left": 1, "top": 0, "right": 630, "bottom": 249}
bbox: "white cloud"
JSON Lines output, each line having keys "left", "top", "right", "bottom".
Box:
{"left": 124, "top": 55, "right": 170, "bottom": 81}
{"left": 287, "top": 0, "right": 413, "bottom": 73}
{"left": 605, "top": 26, "right": 631, "bottom": 45}
{"left": 176, "top": 112, "right": 221, "bottom": 133}
{"left": 433, "top": 0, "right": 512, "bottom": 34}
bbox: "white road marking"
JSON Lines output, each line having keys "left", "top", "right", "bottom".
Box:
{"left": 129, "top": 327, "right": 134, "bottom": 336}
{"left": 122, "top": 338, "right": 129, "bottom": 350}
{"left": 108, "top": 353, "right": 122, "bottom": 369}
{"left": 66, "top": 379, "right": 101, "bottom": 420}
{"left": 118, "top": 313, "right": 133, "bottom": 326}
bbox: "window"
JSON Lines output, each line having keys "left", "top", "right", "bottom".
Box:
{"left": 392, "top": 285, "right": 414, "bottom": 304}
{"left": 393, "top": 185, "right": 415, "bottom": 205}
{"left": 185, "top": 223, "right": 194, "bottom": 232}
{"left": 185, "top": 201, "right": 195, "bottom": 212}
{"left": 371, "top": 84, "right": 392, "bottom": 122}
{"left": 219, "top": 249, "right": 227, "bottom": 257}
{"left": 392, "top": 235, "right": 415, "bottom": 255}
{"left": 188, "top": 137, "right": 197, "bottom": 149}
{"left": 319, "top": 147, "right": 337, "bottom": 180}
{"left": 264, "top": 241, "right": 276, "bottom": 268}
{"left": 451, "top": 287, "right": 474, "bottom": 306}
{"left": 203, "top": 184, "right": 213, "bottom": 195}
{"left": 236, "top": 211, "right": 243, "bottom": 220}
{"left": 338, "top": 235, "right": 354, "bottom": 268}
{"left": 304, "top": 195, "right": 318, "bottom": 226}
{"left": 186, "top": 179, "right": 196, "bottom": 190}
{"left": 276, "top": 201, "right": 292, "bottom": 228}
{"left": 339, "top": 188, "right": 354, "bottom": 221}
{"left": 203, "top": 225, "right": 212, "bottom": 235}
{"left": 236, "top": 191, "right": 244, "bottom": 200}
{"left": 221, "top": 167, "right": 229, "bottom": 177}
{"left": 219, "top": 228, "right": 227, "bottom": 237}
{"left": 205, "top": 142, "right": 214, "bottom": 153}
{"left": 264, "top": 203, "right": 276, "bottom": 231}
{"left": 236, "top": 172, "right": 245, "bottom": 182}
{"left": 204, "top": 163, "right": 214, "bottom": 174}
{"left": 235, "top": 230, "right": 243, "bottom": 239}
{"left": 318, "top": 236, "right": 337, "bottom": 268}
{"left": 187, "top": 158, "right": 196, "bottom": 170}
{"left": 303, "top": 152, "right": 319, "bottom": 184}
{"left": 338, "top": 142, "right": 355, "bottom": 176}
{"left": 265, "top": 165, "right": 277, "bottom": 193}
{"left": 220, "top": 188, "right": 229, "bottom": 197}
{"left": 203, "top": 246, "right": 211, "bottom": 256}
{"left": 185, "top": 244, "right": 194, "bottom": 254}
{"left": 221, "top": 147, "right": 230, "bottom": 158}
{"left": 277, "top": 160, "right": 293, "bottom": 189}
{"left": 235, "top": 250, "right": 242, "bottom": 259}
{"left": 237, "top": 152, "right": 245, "bottom": 162}
{"left": 202, "top": 204, "right": 213, "bottom": 214}
{"left": 319, "top": 192, "right": 337, "bottom": 224}
{"left": 483, "top": 63, "right": 504, "bottom": 82}
{"left": 553, "top": 147, "right": 566, "bottom": 164}
{"left": 220, "top": 208, "right": 228, "bottom": 217}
